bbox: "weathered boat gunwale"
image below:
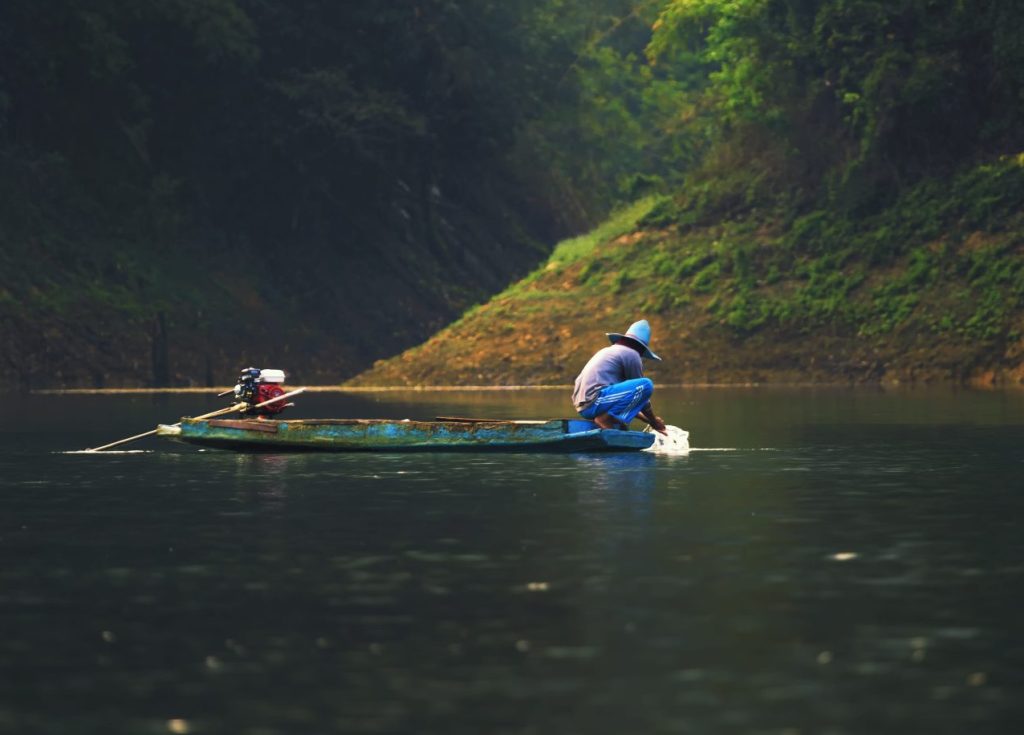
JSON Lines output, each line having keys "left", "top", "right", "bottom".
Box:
{"left": 157, "top": 417, "right": 655, "bottom": 453}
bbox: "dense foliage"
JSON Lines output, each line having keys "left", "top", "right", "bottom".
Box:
{"left": 353, "top": 0, "right": 1024, "bottom": 387}
{"left": 614, "top": 0, "right": 1024, "bottom": 211}
{"left": 0, "top": 0, "right": 639, "bottom": 385}
{"left": 6, "top": 0, "right": 1019, "bottom": 267}
{"left": 1, "top": 1, "right": 585, "bottom": 241}
{"left": 1, "top": 0, "right": 1022, "bottom": 387}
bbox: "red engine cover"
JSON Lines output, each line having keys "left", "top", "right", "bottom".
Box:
{"left": 254, "top": 383, "right": 287, "bottom": 415}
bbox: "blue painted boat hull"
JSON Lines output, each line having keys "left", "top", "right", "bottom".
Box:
{"left": 157, "top": 418, "right": 655, "bottom": 453}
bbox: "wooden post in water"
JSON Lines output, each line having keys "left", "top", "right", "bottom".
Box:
{"left": 151, "top": 311, "right": 170, "bottom": 388}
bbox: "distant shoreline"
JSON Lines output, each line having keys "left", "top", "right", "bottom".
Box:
{"left": 31, "top": 381, "right": 1018, "bottom": 395}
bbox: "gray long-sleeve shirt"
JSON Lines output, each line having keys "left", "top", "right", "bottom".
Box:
{"left": 571, "top": 343, "right": 644, "bottom": 411}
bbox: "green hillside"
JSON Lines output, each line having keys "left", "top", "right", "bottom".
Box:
{"left": 348, "top": 0, "right": 1024, "bottom": 388}
{"left": 4, "top": 1, "right": 1024, "bottom": 388}
{"left": 349, "top": 157, "right": 1024, "bottom": 387}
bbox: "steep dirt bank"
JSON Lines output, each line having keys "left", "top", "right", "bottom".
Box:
{"left": 345, "top": 281, "right": 1024, "bottom": 389}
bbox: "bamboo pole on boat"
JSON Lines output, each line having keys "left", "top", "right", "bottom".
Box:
{"left": 86, "top": 388, "right": 307, "bottom": 452}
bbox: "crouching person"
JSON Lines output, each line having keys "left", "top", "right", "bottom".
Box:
{"left": 572, "top": 319, "right": 667, "bottom": 434}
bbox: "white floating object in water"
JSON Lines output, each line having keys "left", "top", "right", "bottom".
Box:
{"left": 642, "top": 425, "right": 690, "bottom": 455}
{"left": 830, "top": 552, "right": 859, "bottom": 561}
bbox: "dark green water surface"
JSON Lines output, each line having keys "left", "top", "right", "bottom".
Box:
{"left": 1, "top": 388, "right": 1022, "bottom": 734}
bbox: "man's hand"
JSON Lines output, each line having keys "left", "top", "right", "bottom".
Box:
{"left": 649, "top": 415, "right": 668, "bottom": 435}
{"left": 639, "top": 403, "right": 668, "bottom": 435}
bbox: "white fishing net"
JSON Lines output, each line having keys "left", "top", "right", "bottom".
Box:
{"left": 642, "top": 425, "right": 690, "bottom": 455}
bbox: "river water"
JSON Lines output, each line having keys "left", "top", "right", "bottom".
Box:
{"left": 1, "top": 387, "right": 1022, "bottom": 734}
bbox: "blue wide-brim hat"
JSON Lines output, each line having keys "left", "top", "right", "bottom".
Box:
{"left": 607, "top": 319, "right": 661, "bottom": 361}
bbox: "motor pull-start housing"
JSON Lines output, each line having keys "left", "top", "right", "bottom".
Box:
{"left": 259, "top": 369, "right": 285, "bottom": 384}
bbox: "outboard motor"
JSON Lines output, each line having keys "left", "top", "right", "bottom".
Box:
{"left": 232, "top": 367, "right": 289, "bottom": 416}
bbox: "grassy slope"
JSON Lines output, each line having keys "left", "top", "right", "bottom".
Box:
{"left": 348, "top": 157, "right": 1024, "bottom": 387}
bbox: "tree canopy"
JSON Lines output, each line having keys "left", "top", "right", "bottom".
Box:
{"left": 2, "top": 0, "right": 1022, "bottom": 387}
{"left": 643, "top": 0, "right": 1024, "bottom": 209}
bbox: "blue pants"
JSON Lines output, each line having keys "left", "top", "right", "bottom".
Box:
{"left": 579, "top": 378, "right": 653, "bottom": 424}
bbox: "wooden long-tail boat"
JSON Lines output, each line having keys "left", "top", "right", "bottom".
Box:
{"left": 155, "top": 416, "right": 655, "bottom": 453}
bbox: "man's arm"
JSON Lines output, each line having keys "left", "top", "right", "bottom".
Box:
{"left": 638, "top": 403, "right": 667, "bottom": 435}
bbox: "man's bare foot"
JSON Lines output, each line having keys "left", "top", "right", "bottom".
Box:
{"left": 594, "top": 413, "right": 627, "bottom": 430}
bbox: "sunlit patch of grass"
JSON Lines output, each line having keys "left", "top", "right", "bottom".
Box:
{"left": 547, "top": 196, "right": 665, "bottom": 267}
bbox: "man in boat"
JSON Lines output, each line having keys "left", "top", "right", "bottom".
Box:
{"left": 572, "top": 319, "right": 667, "bottom": 434}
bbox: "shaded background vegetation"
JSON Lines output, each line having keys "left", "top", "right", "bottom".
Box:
{"left": 0, "top": 0, "right": 639, "bottom": 387}
{"left": 2, "top": 0, "right": 1022, "bottom": 387}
